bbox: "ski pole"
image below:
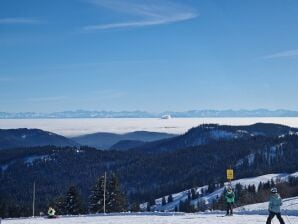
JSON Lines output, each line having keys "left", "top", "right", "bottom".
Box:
{"left": 285, "top": 215, "right": 292, "bottom": 224}
{"left": 282, "top": 202, "right": 296, "bottom": 224}
{"left": 283, "top": 210, "right": 293, "bottom": 224}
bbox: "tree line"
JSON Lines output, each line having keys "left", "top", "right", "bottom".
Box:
{"left": 0, "top": 172, "right": 127, "bottom": 218}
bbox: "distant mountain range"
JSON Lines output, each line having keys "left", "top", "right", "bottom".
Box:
{"left": 0, "top": 129, "right": 176, "bottom": 150}
{"left": 71, "top": 131, "right": 176, "bottom": 150}
{"left": 1, "top": 109, "right": 298, "bottom": 118}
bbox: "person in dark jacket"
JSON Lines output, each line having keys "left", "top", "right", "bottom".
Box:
{"left": 266, "top": 187, "right": 285, "bottom": 224}
{"left": 225, "top": 186, "right": 235, "bottom": 216}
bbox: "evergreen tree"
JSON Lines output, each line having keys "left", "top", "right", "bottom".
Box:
{"left": 175, "top": 205, "right": 178, "bottom": 212}
{"left": 130, "top": 201, "right": 140, "bottom": 212}
{"left": 106, "top": 173, "right": 127, "bottom": 212}
{"left": 53, "top": 196, "right": 66, "bottom": 215}
{"left": 162, "top": 196, "right": 166, "bottom": 206}
{"left": 191, "top": 188, "right": 198, "bottom": 200}
{"left": 0, "top": 200, "right": 7, "bottom": 218}
{"left": 89, "top": 176, "right": 105, "bottom": 213}
{"left": 187, "top": 190, "right": 191, "bottom": 201}
{"left": 168, "top": 194, "right": 173, "bottom": 203}
{"left": 64, "top": 186, "right": 83, "bottom": 215}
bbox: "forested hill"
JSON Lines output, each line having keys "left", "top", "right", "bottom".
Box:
{"left": 1, "top": 134, "right": 298, "bottom": 217}
{"left": 0, "top": 128, "right": 78, "bottom": 150}
{"left": 131, "top": 123, "right": 298, "bottom": 152}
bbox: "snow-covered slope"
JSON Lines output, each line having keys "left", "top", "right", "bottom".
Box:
{"left": 235, "top": 196, "right": 298, "bottom": 216}
{"left": 2, "top": 213, "right": 298, "bottom": 224}
{"left": 145, "top": 172, "right": 298, "bottom": 212}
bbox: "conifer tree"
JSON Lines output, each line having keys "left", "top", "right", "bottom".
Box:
{"left": 53, "top": 195, "right": 66, "bottom": 215}
{"left": 191, "top": 188, "right": 197, "bottom": 200}
{"left": 162, "top": 196, "right": 166, "bottom": 206}
{"left": 106, "top": 173, "right": 127, "bottom": 212}
{"left": 130, "top": 201, "right": 140, "bottom": 212}
{"left": 64, "top": 186, "right": 83, "bottom": 215}
{"left": 168, "top": 194, "right": 173, "bottom": 203}
{"left": 187, "top": 190, "right": 191, "bottom": 201}
{"left": 89, "top": 176, "right": 105, "bottom": 213}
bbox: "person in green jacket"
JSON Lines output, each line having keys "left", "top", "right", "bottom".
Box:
{"left": 225, "top": 186, "right": 235, "bottom": 216}
{"left": 266, "top": 187, "right": 285, "bottom": 224}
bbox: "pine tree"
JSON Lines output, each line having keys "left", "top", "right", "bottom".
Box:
{"left": 162, "top": 196, "right": 166, "bottom": 206}
{"left": 130, "top": 201, "right": 140, "bottom": 212}
{"left": 89, "top": 176, "right": 105, "bottom": 213}
{"left": 64, "top": 186, "right": 83, "bottom": 215}
{"left": 106, "top": 173, "right": 126, "bottom": 212}
{"left": 168, "top": 194, "right": 173, "bottom": 203}
{"left": 191, "top": 188, "right": 198, "bottom": 200}
{"left": 187, "top": 190, "right": 191, "bottom": 201}
{"left": 175, "top": 205, "right": 178, "bottom": 212}
{"left": 147, "top": 198, "right": 155, "bottom": 211}
{"left": 53, "top": 196, "right": 66, "bottom": 215}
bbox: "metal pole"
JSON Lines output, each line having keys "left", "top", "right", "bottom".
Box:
{"left": 32, "top": 181, "right": 35, "bottom": 217}
{"left": 103, "top": 172, "right": 106, "bottom": 214}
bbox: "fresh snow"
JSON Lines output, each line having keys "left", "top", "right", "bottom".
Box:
{"left": 236, "top": 196, "right": 298, "bottom": 216}
{"left": 236, "top": 153, "right": 255, "bottom": 167}
{"left": 2, "top": 174, "right": 298, "bottom": 224}
{"left": 148, "top": 172, "right": 298, "bottom": 212}
{"left": 1, "top": 155, "right": 52, "bottom": 171}
{"left": 2, "top": 213, "right": 298, "bottom": 224}
{"left": 24, "top": 155, "right": 51, "bottom": 165}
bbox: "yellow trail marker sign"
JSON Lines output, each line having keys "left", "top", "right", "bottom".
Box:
{"left": 226, "top": 169, "right": 234, "bottom": 180}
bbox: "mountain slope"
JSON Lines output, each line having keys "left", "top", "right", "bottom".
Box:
{"left": 71, "top": 131, "right": 176, "bottom": 150}
{"left": 0, "top": 128, "right": 78, "bottom": 150}
{"left": 134, "top": 123, "right": 298, "bottom": 152}
{"left": 147, "top": 172, "right": 298, "bottom": 212}
{"left": 110, "top": 140, "right": 146, "bottom": 151}
{"left": 235, "top": 196, "right": 298, "bottom": 216}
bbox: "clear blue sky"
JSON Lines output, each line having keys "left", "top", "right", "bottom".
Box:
{"left": 1, "top": 0, "right": 298, "bottom": 112}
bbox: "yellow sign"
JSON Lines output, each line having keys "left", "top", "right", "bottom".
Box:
{"left": 227, "top": 169, "right": 234, "bottom": 180}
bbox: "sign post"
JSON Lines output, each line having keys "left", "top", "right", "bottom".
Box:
{"left": 32, "top": 181, "right": 35, "bottom": 217}
{"left": 226, "top": 169, "right": 234, "bottom": 183}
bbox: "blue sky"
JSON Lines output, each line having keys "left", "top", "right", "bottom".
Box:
{"left": 0, "top": 0, "right": 298, "bottom": 113}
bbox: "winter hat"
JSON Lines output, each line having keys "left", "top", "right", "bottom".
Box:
{"left": 271, "top": 187, "right": 277, "bottom": 193}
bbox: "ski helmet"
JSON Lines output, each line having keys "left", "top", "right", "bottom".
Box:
{"left": 271, "top": 187, "right": 277, "bottom": 193}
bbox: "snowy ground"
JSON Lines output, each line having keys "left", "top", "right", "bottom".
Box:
{"left": 2, "top": 213, "right": 298, "bottom": 224}
{"left": 3, "top": 197, "right": 298, "bottom": 224}
{"left": 0, "top": 117, "right": 298, "bottom": 137}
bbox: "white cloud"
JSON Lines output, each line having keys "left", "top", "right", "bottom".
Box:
{"left": 262, "top": 49, "right": 298, "bottom": 59}
{"left": 0, "top": 17, "right": 42, "bottom": 25}
{"left": 83, "top": 0, "right": 198, "bottom": 31}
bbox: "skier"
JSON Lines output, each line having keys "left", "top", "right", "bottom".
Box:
{"left": 266, "top": 187, "right": 285, "bottom": 224}
{"left": 225, "top": 186, "right": 235, "bottom": 216}
{"left": 47, "top": 206, "right": 56, "bottom": 218}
